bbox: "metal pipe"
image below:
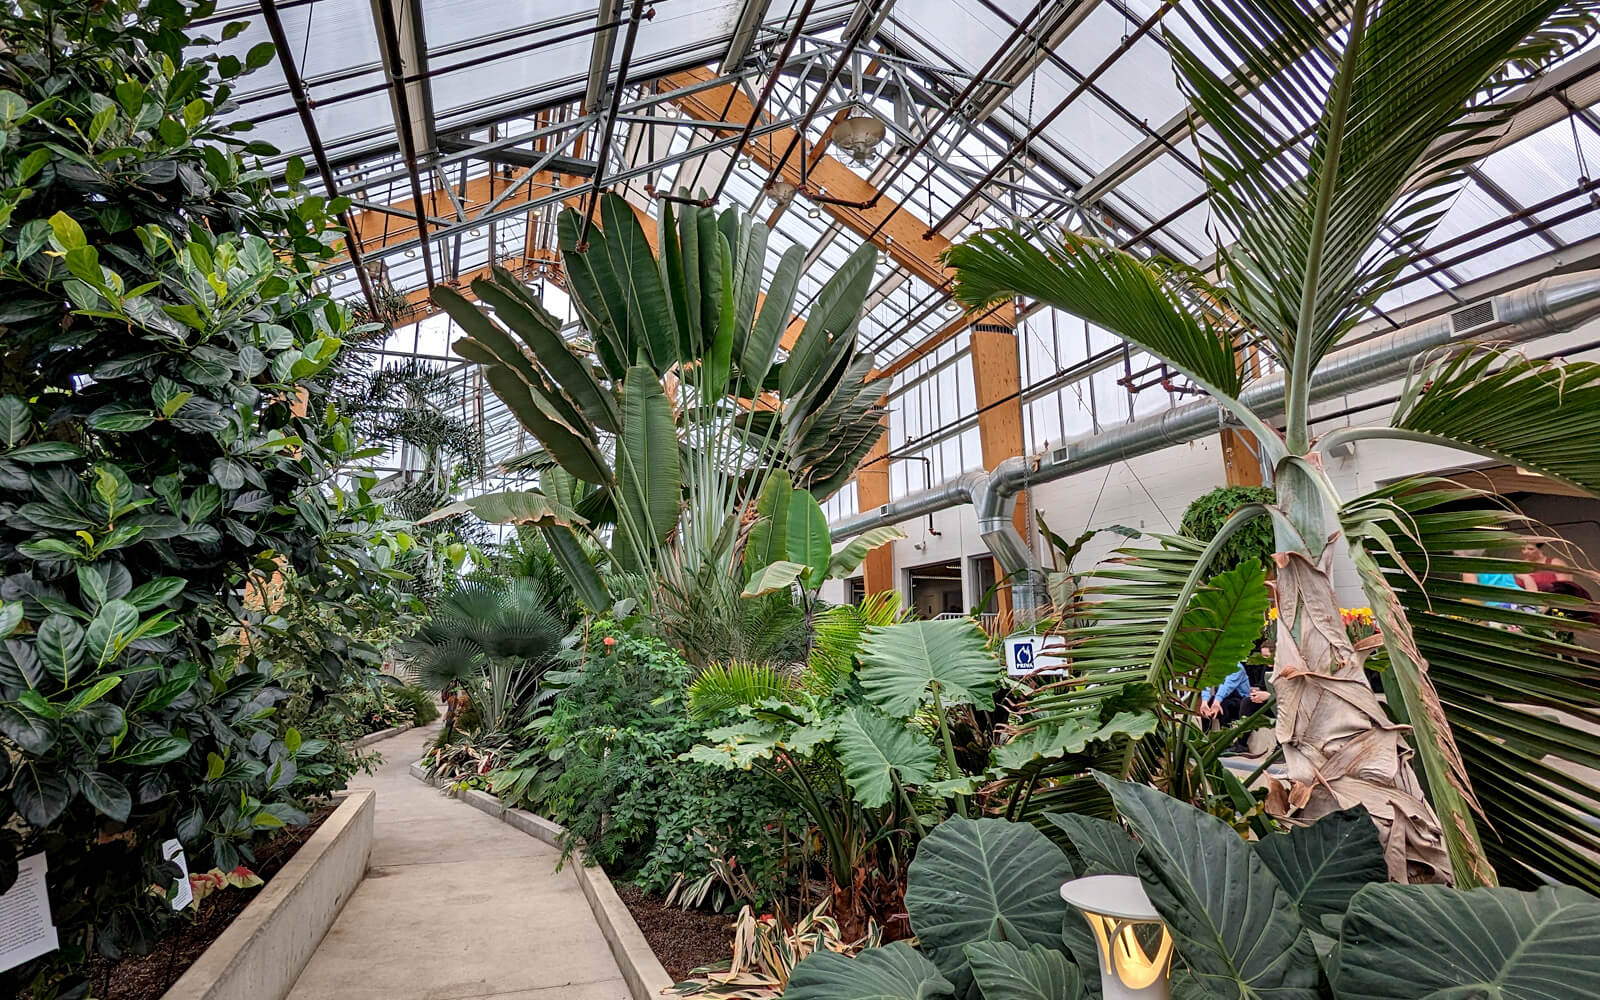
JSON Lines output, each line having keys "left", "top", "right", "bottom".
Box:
{"left": 259, "top": 0, "right": 381, "bottom": 319}
{"left": 373, "top": 0, "right": 438, "bottom": 287}
{"left": 830, "top": 270, "right": 1600, "bottom": 611}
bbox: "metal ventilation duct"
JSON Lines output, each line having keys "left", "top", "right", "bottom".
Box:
{"left": 830, "top": 270, "right": 1600, "bottom": 611}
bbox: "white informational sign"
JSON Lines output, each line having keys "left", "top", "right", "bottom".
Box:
{"left": 1003, "top": 635, "right": 1069, "bottom": 677}
{"left": 162, "top": 839, "right": 194, "bottom": 911}
{"left": 0, "top": 853, "right": 59, "bottom": 973}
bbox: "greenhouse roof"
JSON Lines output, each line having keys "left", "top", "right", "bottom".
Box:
{"left": 216, "top": 0, "right": 1600, "bottom": 481}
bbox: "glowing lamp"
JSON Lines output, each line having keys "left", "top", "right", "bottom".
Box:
{"left": 1060, "top": 875, "right": 1175, "bottom": 1000}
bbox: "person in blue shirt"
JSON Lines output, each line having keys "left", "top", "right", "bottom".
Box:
{"left": 1200, "top": 660, "right": 1272, "bottom": 751}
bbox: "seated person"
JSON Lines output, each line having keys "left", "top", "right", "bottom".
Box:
{"left": 1200, "top": 663, "right": 1272, "bottom": 752}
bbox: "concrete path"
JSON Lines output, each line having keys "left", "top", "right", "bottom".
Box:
{"left": 288, "top": 726, "right": 631, "bottom": 1000}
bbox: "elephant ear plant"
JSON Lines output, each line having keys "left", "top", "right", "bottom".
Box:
{"left": 946, "top": 0, "right": 1600, "bottom": 887}
{"left": 0, "top": 2, "right": 402, "bottom": 993}
{"left": 782, "top": 775, "right": 1600, "bottom": 1000}
{"left": 428, "top": 193, "right": 886, "bottom": 621}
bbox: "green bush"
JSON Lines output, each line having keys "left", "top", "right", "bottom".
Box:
{"left": 494, "top": 623, "right": 796, "bottom": 910}
{"left": 1178, "top": 485, "right": 1278, "bottom": 572}
{"left": 386, "top": 683, "right": 440, "bottom": 727}
{"left": 0, "top": 3, "right": 398, "bottom": 993}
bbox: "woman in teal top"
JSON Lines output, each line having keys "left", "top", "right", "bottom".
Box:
{"left": 1467, "top": 569, "right": 1523, "bottom": 610}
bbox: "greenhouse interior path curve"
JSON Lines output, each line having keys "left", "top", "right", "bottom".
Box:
{"left": 287, "top": 724, "right": 631, "bottom": 1000}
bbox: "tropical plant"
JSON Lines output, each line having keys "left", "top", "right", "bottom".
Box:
{"left": 945, "top": 0, "right": 1600, "bottom": 887}
{"left": 399, "top": 577, "right": 566, "bottom": 734}
{"left": 782, "top": 774, "right": 1600, "bottom": 1000}
{"left": 428, "top": 194, "right": 887, "bottom": 627}
{"left": 1179, "top": 485, "right": 1277, "bottom": 573}
{"left": 0, "top": 1, "right": 398, "bottom": 989}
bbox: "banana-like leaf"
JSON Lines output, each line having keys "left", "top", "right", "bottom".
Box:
{"left": 419, "top": 490, "right": 583, "bottom": 527}
{"left": 1345, "top": 479, "right": 1600, "bottom": 893}
{"left": 905, "top": 817, "right": 1072, "bottom": 1000}
{"left": 598, "top": 193, "right": 675, "bottom": 372}
{"left": 613, "top": 366, "right": 680, "bottom": 570}
{"left": 1254, "top": 805, "right": 1388, "bottom": 930}
{"left": 541, "top": 523, "right": 610, "bottom": 612}
{"left": 1333, "top": 883, "right": 1600, "bottom": 999}
{"left": 963, "top": 941, "right": 1082, "bottom": 1000}
{"left": 703, "top": 231, "right": 736, "bottom": 402}
{"left": 828, "top": 525, "right": 907, "bottom": 578}
{"left": 785, "top": 942, "right": 954, "bottom": 1000}
{"left": 741, "top": 560, "right": 806, "bottom": 598}
{"left": 858, "top": 618, "right": 1002, "bottom": 717}
{"left": 469, "top": 273, "right": 619, "bottom": 435}
{"left": 785, "top": 488, "right": 831, "bottom": 585}
{"left": 741, "top": 244, "right": 803, "bottom": 395}
{"left": 781, "top": 243, "right": 877, "bottom": 400}
{"left": 1383, "top": 346, "right": 1600, "bottom": 495}
{"left": 835, "top": 706, "right": 940, "bottom": 808}
{"left": 1099, "top": 775, "right": 1322, "bottom": 1000}
{"left": 742, "top": 469, "right": 792, "bottom": 579}
{"left": 481, "top": 364, "right": 610, "bottom": 484}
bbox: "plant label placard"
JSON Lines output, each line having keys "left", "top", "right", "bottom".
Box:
{"left": 162, "top": 839, "right": 194, "bottom": 911}
{"left": 1003, "top": 635, "right": 1068, "bottom": 677}
{"left": 0, "top": 853, "right": 59, "bottom": 973}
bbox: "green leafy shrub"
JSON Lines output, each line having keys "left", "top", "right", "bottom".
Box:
{"left": 493, "top": 624, "right": 797, "bottom": 910}
{"left": 0, "top": 2, "right": 395, "bottom": 992}
{"left": 385, "top": 682, "right": 439, "bottom": 727}
{"left": 1178, "top": 485, "right": 1277, "bottom": 572}
{"left": 782, "top": 775, "right": 1600, "bottom": 1000}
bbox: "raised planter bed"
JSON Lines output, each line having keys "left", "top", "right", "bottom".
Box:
{"left": 160, "top": 787, "right": 375, "bottom": 1000}
{"left": 354, "top": 724, "right": 411, "bottom": 747}
{"left": 409, "top": 761, "right": 675, "bottom": 1000}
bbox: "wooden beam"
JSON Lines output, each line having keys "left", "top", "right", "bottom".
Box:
{"left": 855, "top": 427, "right": 896, "bottom": 596}
{"left": 1220, "top": 428, "right": 1264, "bottom": 487}
{"left": 661, "top": 67, "right": 956, "bottom": 292}
{"left": 882, "top": 300, "right": 1017, "bottom": 377}
{"left": 970, "top": 324, "right": 1027, "bottom": 612}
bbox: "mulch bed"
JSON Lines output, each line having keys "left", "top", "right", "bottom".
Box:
{"left": 613, "top": 883, "right": 736, "bottom": 981}
{"left": 83, "top": 802, "right": 338, "bottom": 1000}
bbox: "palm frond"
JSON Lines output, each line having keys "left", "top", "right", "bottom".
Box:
{"left": 1349, "top": 479, "right": 1600, "bottom": 893}
{"left": 687, "top": 661, "right": 801, "bottom": 723}
{"left": 1371, "top": 345, "right": 1600, "bottom": 495}
{"left": 806, "top": 590, "right": 907, "bottom": 698}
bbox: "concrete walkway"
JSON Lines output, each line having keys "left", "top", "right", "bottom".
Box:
{"left": 288, "top": 726, "right": 631, "bottom": 1000}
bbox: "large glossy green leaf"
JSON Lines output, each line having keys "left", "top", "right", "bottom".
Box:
{"left": 36, "top": 614, "right": 84, "bottom": 683}
{"left": 1171, "top": 560, "right": 1272, "bottom": 691}
{"left": 829, "top": 525, "right": 907, "bottom": 578}
{"left": 1043, "top": 812, "right": 1140, "bottom": 877}
{"left": 614, "top": 366, "right": 681, "bottom": 569}
{"left": 1254, "top": 806, "right": 1387, "bottom": 930}
{"left": 784, "top": 487, "right": 831, "bottom": 585}
{"left": 963, "top": 941, "right": 1082, "bottom": 1000}
{"left": 742, "top": 470, "right": 792, "bottom": 579}
{"left": 81, "top": 770, "right": 131, "bottom": 822}
{"left": 599, "top": 193, "right": 675, "bottom": 371}
{"left": 741, "top": 560, "right": 806, "bottom": 598}
{"left": 1333, "top": 883, "right": 1600, "bottom": 1000}
{"left": 906, "top": 817, "right": 1072, "bottom": 1000}
{"left": 0, "top": 395, "right": 31, "bottom": 448}
{"left": 740, "top": 244, "right": 801, "bottom": 395}
{"left": 480, "top": 363, "right": 610, "bottom": 484}
{"left": 419, "top": 490, "right": 583, "bottom": 527}
{"left": 83, "top": 598, "right": 139, "bottom": 667}
{"left": 13, "top": 766, "right": 72, "bottom": 826}
{"left": 858, "top": 618, "right": 1001, "bottom": 717}
{"left": 541, "top": 524, "right": 610, "bottom": 612}
{"left": 785, "top": 942, "right": 954, "bottom": 1000}
{"left": 1099, "top": 776, "right": 1322, "bottom": 1000}
{"left": 835, "top": 706, "right": 940, "bottom": 808}
{"left": 781, "top": 242, "right": 876, "bottom": 400}
{"left": 469, "top": 274, "right": 618, "bottom": 435}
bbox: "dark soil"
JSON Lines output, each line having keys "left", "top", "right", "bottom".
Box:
{"left": 85, "top": 803, "right": 337, "bottom": 1000}
{"left": 613, "top": 883, "right": 735, "bottom": 981}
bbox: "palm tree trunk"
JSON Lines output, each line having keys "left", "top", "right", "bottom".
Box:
{"left": 1268, "top": 460, "right": 1453, "bottom": 883}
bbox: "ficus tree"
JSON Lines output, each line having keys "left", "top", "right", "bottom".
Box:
{"left": 946, "top": 0, "right": 1600, "bottom": 887}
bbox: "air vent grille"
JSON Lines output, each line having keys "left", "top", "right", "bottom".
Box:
{"left": 1050, "top": 446, "right": 1071, "bottom": 465}
{"left": 1450, "top": 300, "right": 1496, "bottom": 333}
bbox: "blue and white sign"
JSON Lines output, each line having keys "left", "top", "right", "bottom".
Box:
{"left": 1003, "top": 635, "right": 1068, "bottom": 677}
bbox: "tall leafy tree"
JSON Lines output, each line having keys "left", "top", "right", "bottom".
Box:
{"left": 947, "top": 0, "right": 1600, "bottom": 887}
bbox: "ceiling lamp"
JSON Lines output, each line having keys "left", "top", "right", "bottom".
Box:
{"left": 765, "top": 179, "right": 797, "bottom": 208}
{"left": 832, "top": 113, "right": 886, "bottom": 167}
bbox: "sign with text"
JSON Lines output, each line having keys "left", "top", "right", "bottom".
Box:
{"left": 0, "top": 853, "right": 58, "bottom": 973}
{"left": 1003, "top": 635, "right": 1069, "bottom": 677}
{"left": 162, "top": 839, "right": 194, "bottom": 911}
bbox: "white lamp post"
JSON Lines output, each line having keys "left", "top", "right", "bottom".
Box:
{"left": 1060, "top": 875, "right": 1175, "bottom": 1000}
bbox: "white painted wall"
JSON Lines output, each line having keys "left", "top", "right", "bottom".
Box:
{"left": 836, "top": 319, "right": 1600, "bottom": 610}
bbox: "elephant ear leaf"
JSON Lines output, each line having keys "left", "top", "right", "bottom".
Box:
{"left": 905, "top": 817, "right": 1071, "bottom": 1000}
{"left": 784, "top": 942, "right": 954, "bottom": 1000}
{"left": 834, "top": 706, "right": 939, "bottom": 808}
{"left": 1097, "top": 774, "right": 1321, "bottom": 1000}
{"left": 963, "top": 941, "right": 1081, "bottom": 1000}
{"left": 858, "top": 618, "right": 1000, "bottom": 717}
{"left": 1334, "top": 883, "right": 1600, "bottom": 1000}
{"left": 1254, "top": 805, "right": 1387, "bottom": 930}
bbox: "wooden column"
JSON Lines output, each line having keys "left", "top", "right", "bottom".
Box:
{"left": 855, "top": 426, "right": 895, "bottom": 596}
{"left": 969, "top": 320, "right": 1027, "bottom": 611}
{"left": 1220, "top": 428, "right": 1264, "bottom": 486}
